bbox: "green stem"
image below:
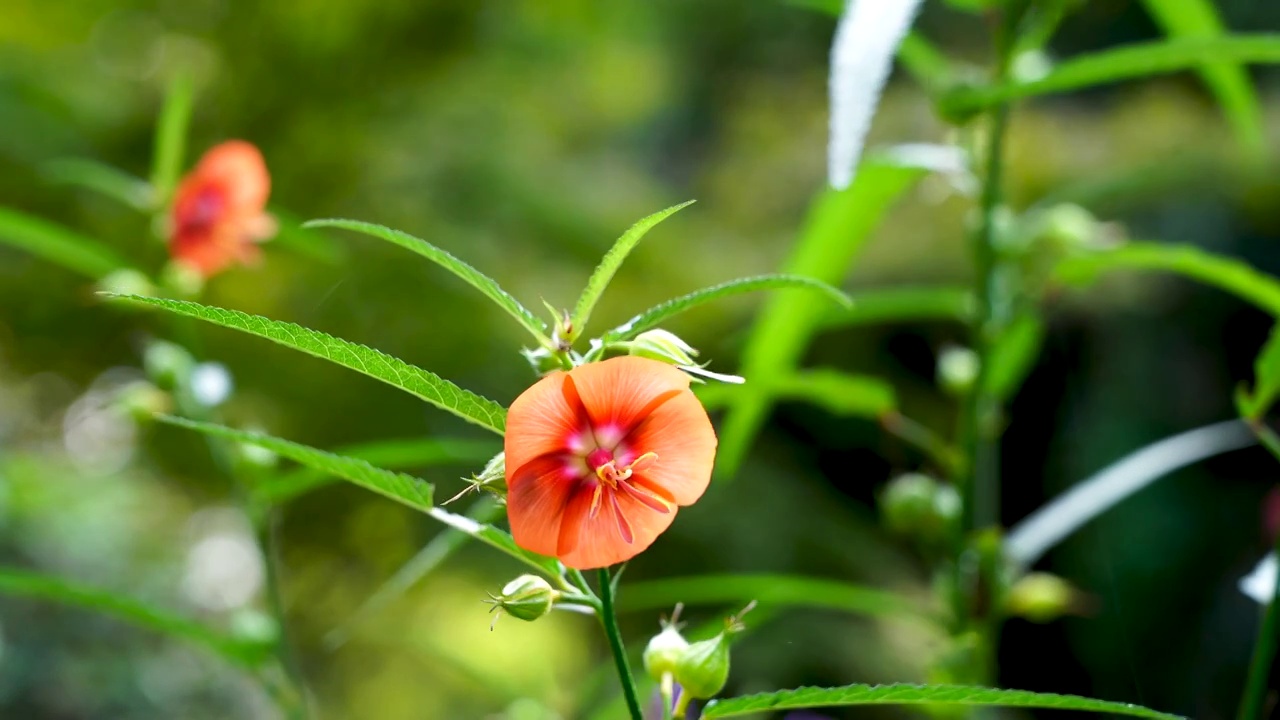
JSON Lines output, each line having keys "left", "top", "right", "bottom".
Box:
{"left": 1239, "top": 423, "right": 1280, "bottom": 720}
{"left": 597, "top": 567, "right": 644, "bottom": 720}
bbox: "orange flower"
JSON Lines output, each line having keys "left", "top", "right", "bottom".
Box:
{"left": 505, "top": 356, "right": 717, "bottom": 569}
{"left": 169, "top": 140, "right": 274, "bottom": 277}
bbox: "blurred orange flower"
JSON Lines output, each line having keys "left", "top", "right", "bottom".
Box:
{"left": 169, "top": 140, "right": 274, "bottom": 277}
{"left": 505, "top": 356, "right": 717, "bottom": 569}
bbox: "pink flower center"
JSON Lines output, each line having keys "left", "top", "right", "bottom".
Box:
{"left": 564, "top": 423, "right": 672, "bottom": 545}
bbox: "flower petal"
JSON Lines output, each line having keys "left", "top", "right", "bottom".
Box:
{"left": 507, "top": 456, "right": 581, "bottom": 558}
{"left": 504, "top": 370, "right": 589, "bottom": 478}
{"left": 626, "top": 388, "right": 716, "bottom": 506}
{"left": 193, "top": 141, "right": 271, "bottom": 215}
{"left": 568, "top": 356, "right": 690, "bottom": 440}
{"left": 558, "top": 486, "right": 678, "bottom": 569}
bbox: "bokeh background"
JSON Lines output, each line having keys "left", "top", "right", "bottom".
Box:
{"left": 2, "top": 1, "right": 1280, "bottom": 718}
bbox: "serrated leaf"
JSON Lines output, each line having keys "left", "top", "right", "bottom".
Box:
{"left": 618, "top": 573, "right": 935, "bottom": 622}
{"left": 702, "top": 683, "right": 1184, "bottom": 719}
{"left": 109, "top": 295, "right": 506, "bottom": 433}
{"left": 1054, "top": 243, "right": 1280, "bottom": 317}
{"left": 944, "top": 35, "right": 1280, "bottom": 117}
{"left": 158, "top": 416, "right": 562, "bottom": 578}
{"left": 1139, "top": 0, "right": 1265, "bottom": 155}
{"left": 0, "top": 207, "right": 131, "bottom": 278}
{"left": 818, "top": 285, "right": 974, "bottom": 330}
{"left": 254, "top": 436, "right": 500, "bottom": 508}
{"left": 150, "top": 71, "right": 194, "bottom": 205}
{"left": 775, "top": 370, "right": 898, "bottom": 418}
{"left": 43, "top": 158, "right": 155, "bottom": 210}
{"left": 602, "top": 274, "right": 851, "bottom": 343}
{"left": 305, "top": 219, "right": 546, "bottom": 341}
{"left": 984, "top": 314, "right": 1046, "bottom": 401}
{"left": 717, "top": 159, "right": 926, "bottom": 477}
{"left": 570, "top": 201, "right": 695, "bottom": 338}
{"left": 0, "top": 566, "right": 269, "bottom": 668}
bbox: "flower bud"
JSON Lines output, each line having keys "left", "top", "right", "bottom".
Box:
{"left": 628, "top": 329, "right": 700, "bottom": 366}
{"left": 96, "top": 268, "right": 155, "bottom": 298}
{"left": 521, "top": 346, "right": 567, "bottom": 376}
{"left": 937, "top": 346, "right": 979, "bottom": 397}
{"left": 643, "top": 606, "right": 689, "bottom": 681}
{"left": 672, "top": 602, "right": 754, "bottom": 700}
{"left": 160, "top": 260, "right": 205, "bottom": 298}
{"left": 1037, "top": 203, "right": 1099, "bottom": 253}
{"left": 114, "top": 380, "right": 172, "bottom": 421}
{"left": 485, "top": 574, "right": 559, "bottom": 627}
{"left": 448, "top": 452, "right": 507, "bottom": 504}
{"left": 1006, "top": 572, "right": 1086, "bottom": 623}
{"left": 143, "top": 340, "right": 196, "bottom": 390}
{"left": 879, "top": 473, "right": 961, "bottom": 548}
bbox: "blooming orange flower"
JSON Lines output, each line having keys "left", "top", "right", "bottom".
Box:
{"left": 169, "top": 140, "right": 274, "bottom": 277}
{"left": 505, "top": 356, "right": 717, "bottom": 569}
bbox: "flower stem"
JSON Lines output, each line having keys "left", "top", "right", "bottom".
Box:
{"left": 597, "top": 567, "right": 644, "bottom": 720}
{"left": 1238, "top": 423, "right": 1280, "bottom": 720}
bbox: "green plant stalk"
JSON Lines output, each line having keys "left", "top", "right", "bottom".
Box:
{"left": 597, "top": 568, "right": 644, "bottom": 720}
{"left": 1238, "top": 423, "right": 1280, "bottom": 720}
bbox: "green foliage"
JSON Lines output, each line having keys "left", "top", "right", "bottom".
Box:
{"left": 1139, "top": 0, "right": 1265, "bottom": 155}
{"left": 701, "top": 684, "right": 1184, "bottom": 719}
{"left": 305, "top": 219, "right": 547, "bottom": 341}
{"left": 570, "top": 200, "right": 695, "bottom": 339}
{"left": 0, "top": 566, "right": 270, "bottom": 669}
{"left": 602, "top": 274, "right": 851, "bottom": 343}
{"left": 150, "top": 72, "right": 195, "bottom": 206}
{"left": 984, "top": 315, "right": 1046, "bottom": 401}
{"left": 773, "top": 370, "right": 897, "bottom": 418}
{"left": 944, "top": 35, "right": 1280, "bottom": 118}
{"left": 819, "top": 286, "right": 974, "bottom": 329}
{"left": 618, "top": 573, "right": 934, "bottom": 622}
{"left": 0, "top": 207, "right": 130, "bottom": 278}
{"left": 1239, "top": 323, "right": 1280, "bottom": 421}
{"left": 717, "top": 159, "right": 927, "bottom": 477}
{"left": 43, "top": 159, "right": 154, "bottom": 210}
{"left": 109, "top": 295, "right": 508, "bottom": 433}
{"left": 1054, "top": 243, "right": 1280, "bottom": 316}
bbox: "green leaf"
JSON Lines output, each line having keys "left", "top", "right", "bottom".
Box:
{"left": 0, "top": 207, "right": 131, "bottom": 278}
{"left": 984, "top": 314, "right": 1046, "bottom": 401}
{"left": 1053, "top": 242, "right": 1280, "bottom": 317}
{"left": 717, "top": 159, "right": 927, "bottom": 477}
{"left": 254, "top": 436, "right": 500, "bottom": 508}
{"left": 0, "top": 566, "right": 269, "bottom": 668}
{"left": 944, "top": 35, "right": 1280, "bottom": 117}
{"left": 158, "top": 416, "right": 563, "bottom": 578}
{"left": 602, "top": 274, "right": 851, "bottom": 343}
{"left": 304, "top": 219, "right": 547, "bottom": 341}
{"left": 774, "top": 370, "right": 897, "bottom": 418}
{"left": 570, "top": 201, "right": 695, "bottom": 338}
{"left": 268, "top": 207, "right": 346, "bottom": 264}
{"left": 150, "top": 71, "right": 195, "bottom": 205}
{"left": 1242, "top": 323, "right": 1280, "bottom": 420}
{"left": 617, "top": 574, "right": 934, "bottom": 622}
{"left": 818, "top": 285, "right": 974, "bottom": 330}
{"left": 109, "top": 295, "right": 507, "bottom": 433}
{"left": 1139, "top": 0, "right": 1265, "bottom": 155}
{"left": 43, "top": 158, "right": 155, "bottom": 210}
{"left": 702, "top": 684, "right": 1184, "bottom": 719}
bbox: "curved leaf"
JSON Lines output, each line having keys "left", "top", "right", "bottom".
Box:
{"left": 571, "top": 201, "right": 695, "bottom": 337}
{"left": 984, "top": 314, "right": 1045, "bottom": 401}
{"left": 43, "top": 158, "right": 154, "bottom": 210}
{"left": 108, "top": 295, "right": 507, "bottom": 433}
{"left": 1054, "top": 243, "right": 1280, "bottom": 317}
{"left": 617, "top": 574, "right": 935, "bottom": 623}
{"left": 944, "top": 35, "right": 1280, "bottom": 116}
{"left": 603, "top": 274, "right": 851, "bottom": 343}
{"left": 702, "top": 684, "right": 1184, "bottom": 719}
{"left": 0, "top": 567, "right": 268, "bottom": 668}
{"left": 305, "top": 219, "right": 546, "bottom": 341}
{"left": 151, "top": 71, "right": 194, "bottom": 205}
{"left": 774, "top": 370, "right": 897, "bottom": 418}
{"left": 818, "top": 286, "right": 974, "bottom": 330}
{"left": 254, "top": 436, "right": 499, "bottom": 508}
{"left": 0, "top": 207, "right": 130, "bottom": 278}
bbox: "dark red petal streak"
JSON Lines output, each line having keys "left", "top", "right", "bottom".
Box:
{"left": 506, "top": 456, "right": 579, "bottom": 558}
{"left": 625, "top": 387, "right": 717, "bottom": 505}
{"left": 504, "top": 371, "right": 586, "bottom": 476}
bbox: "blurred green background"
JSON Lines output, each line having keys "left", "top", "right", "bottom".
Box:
{"left": 2, "top": 1, "right": 1280, "bottom": 718}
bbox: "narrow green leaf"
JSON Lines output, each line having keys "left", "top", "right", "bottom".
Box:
{"left": 150, "top": 71, "right": 195, "bottom": 205}
{"left": 944, "top": 35, "right": 1280, "bottom": 117}
{"left": 570, "top": 201, "right": 696, "bottom": 338}
{"left": 602, "top": 274, "right": 851, "bottom": 343}
{"left": 109, "top": 295, "right": 507, "bottom": 433}
{"left": 43, "top": 158, "right": 155, "bottom": 210}
{"left": 1139, "top": 0, "right": 1265, "bottom": 155}
{"left": 717, "top": 159, "right": 927, "bottom": 477}
{"left": 268, "top": 207, "right": 346, "bottom": 264}
{"left": 617, "top": 574, "right": 934, "bottom": 622}
{"left": 984, "top": 314, "right": 1046, "bottom": 401}
{"left": 1242, "top": 323, "right": 1280, "bottom": 420}
{"left": 304, "top": 219, "right": 546, "bottom": 341}
{"left": 0, "top": 207, "right": 130, "bottom": 278}
{"left": 0, "top": 566, "right": 268, "bottom": 668}
{"left": 702, "top": 684, "right": 1184, "bottom": 719}
{"left": 774, "top": 370, "right": 897, "bottom": 418}
{"left": 425, "top": 505, "right": 563, "bottom": 578}
{"left": 254, "top": 436, "right": 500, "bottom": 508}
{"left": 1053, "top": 242, "right": 1280, "bottom": 317}
{"left": 818, "top": 285, "right": 974, "bottom": 330}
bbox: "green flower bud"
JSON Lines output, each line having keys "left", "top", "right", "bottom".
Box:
{"left": 643, "top": 606, "right": 689, "bottom": 681}
{"left": 96, "top": 268, "right": 155, "bottom": 298}
{"left": 1037, "top": 203, "right": 1100, "bottom": 253}
{"left": 143, "top": 340, "right": 196, "bottom": 390}
{"left": 114, "top": 380, "right": 172, "bottom": 421}
{"left": 936, "top": 345, "right": 980, "bottom": 397}
{"left": 627, "top": 329, "right": 700, "bottom": 367}
{"left": 160, "top": 260, "right": 205, "bottom": 298}
{"left": 447, "top": 452, "right": 507, "bottom": 505}
{"left": 485, "top": 574, "right": 559, "bottom": 627}
{"left": 879, "top": 473, "right": 961, "bottom": 547}
{"left": 672, "top": 602, "right": 754, "bottom": 700}
{"left": 1007, "top": 572, "right": 1083, "bottom": 623}
{"left": 521, "top": 346, "right": 567, "bottom": 376}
